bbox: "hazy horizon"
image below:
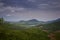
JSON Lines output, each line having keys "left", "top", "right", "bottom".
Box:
{"left": 3, "top": 18, "right": 59, "bottom": 22}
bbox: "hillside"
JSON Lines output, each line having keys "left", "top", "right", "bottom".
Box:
{"left": 36, "top": 18, "right": 60, "bottom": 32}
{"left": 0, "top": 18, "right": 50, "bottom": 40}
{"left": 0, "top": 18, "right": 60, "bottom": 40}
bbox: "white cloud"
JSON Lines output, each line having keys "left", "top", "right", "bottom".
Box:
{"left": 40, "top": 4, "right": 49, "bottom": 6}
{"left": 28, "top": 0, "right": 36, "bottom": 2}
{"left": 0, "top": 6, "right": 28, "bottom": 18}
{"left": 11, "top": 10, "right": 15, "bottom": 12}
{"left": 7, "top": 7, "right": 25, "bottom": 12}
{"left": 0, "top": 2, "right": 4, "bottom": 7}
{"left": 0, "top": 6, "right": 26, "bottom": 13}
{"left": 6, "top": 14, "right": 12, "bottom": 17}
{"left": 38, "top": 4, "right": 49, "bottom": 9}
{"left": 37, "top": 3, "right": 60, "bottom": 9}
{"left": 0, "top": 3, "right": 3, "bottom": 5}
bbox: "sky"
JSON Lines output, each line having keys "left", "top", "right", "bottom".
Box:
{"left": 0, "top": 0, "right": 60, "bottom": 21}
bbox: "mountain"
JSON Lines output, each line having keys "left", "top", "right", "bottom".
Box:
{"left": 42, "top": 18, "right": 60, "bottom": 32}
{"left": 27, "top": 19, "right": 39, "bottom": 22}
{"left": 19, "top": 19, "right": 44, "bottom": 25}
{"left": 26, "top": 19, "right": 40, "bottom": 25}
{"left": 54, "top": 18, "right": 60, "bottom": 22}
{"left": 46, "top": 18, "right": 60, "bottom": 24}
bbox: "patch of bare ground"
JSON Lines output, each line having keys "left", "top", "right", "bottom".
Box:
{"left": 48, "top": 31, "right": 60, "bottom": 40}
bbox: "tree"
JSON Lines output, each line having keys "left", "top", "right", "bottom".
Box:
{"left": 0, "top": 18, "right": 4, "bottom": 24}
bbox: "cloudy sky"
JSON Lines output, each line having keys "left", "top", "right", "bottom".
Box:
{"left": 0, "top": 0, "right": 60, "bottom": 21}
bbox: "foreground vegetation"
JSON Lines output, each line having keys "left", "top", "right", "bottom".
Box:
{"left": 0, "top": 18, "right": 60, "bottom": 40}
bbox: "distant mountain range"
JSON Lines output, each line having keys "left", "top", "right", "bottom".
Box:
{"left": 37, "top": 18, "right": 60, "bottom": 31}
{"left": 8, "top": 18, "right": 60, "bottom": 31}
{"left": 19, "top": 19, "right": 45, "bottom": 25}
{"left": 46, "top": 18, "right": 60, "bottom": 24}
{"left": 9, "top": 18, "right": 60, "bottom": 27}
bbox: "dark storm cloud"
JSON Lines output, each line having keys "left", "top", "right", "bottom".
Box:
{"left": 0, "top": 0, "right": 60, "bottom": 21}
{"left": 0, "top": 0, "right": 37, "bottom": 8}
{"left": 0, "top": 0, "right": 60, "bottom": 10}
